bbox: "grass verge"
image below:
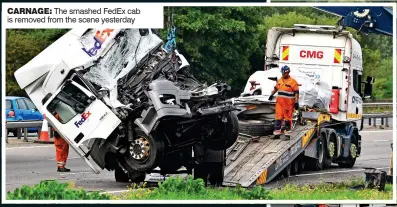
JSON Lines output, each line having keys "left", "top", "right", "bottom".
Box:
{"left": 268, "top": 179, "right": 393, "bottom": 200}
{"left": 7, "top": 176, "right": 392, "bottom": 200}
{"left": 115, "top": 176, "right": 392, "bottom": 200}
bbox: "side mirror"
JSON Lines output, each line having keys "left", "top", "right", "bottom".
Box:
{"left": 363, "top": 76, "right": 374, "bottom": 99}
{"left": 366, "top": 76, "right": 375, "bottom": 84}
{"left": 268, "top": 77, "right": 278, "bottom": 81}
{"left": 139, "top": 29, "right": 149, "bottom": 36}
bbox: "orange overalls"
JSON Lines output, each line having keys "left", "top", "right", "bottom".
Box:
{"left": 274, "top": 77, "right": 299, "bottom": 133}
{"left": 53, "top": 113, "right": 69, "bottom": 169}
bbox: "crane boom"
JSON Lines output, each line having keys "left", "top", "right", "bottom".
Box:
{"left": 314, "top": 6, "right": 393, "bottom": 36}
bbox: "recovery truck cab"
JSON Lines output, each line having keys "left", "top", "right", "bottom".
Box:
{"left": 224, "top": 24, "right": 375, "bottom": 187}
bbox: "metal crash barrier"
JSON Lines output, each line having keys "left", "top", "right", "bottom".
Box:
{"left": 363, "top": 113, "right": 393, "bottom": 128}
{"left": 5, "top": 121, "right": 54, "bottom": 143}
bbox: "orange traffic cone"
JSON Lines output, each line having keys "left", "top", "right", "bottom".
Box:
{"left": 34, "top": 114, "right": 54, "bottom": 144}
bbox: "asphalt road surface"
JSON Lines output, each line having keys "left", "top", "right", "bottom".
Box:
{"left": 5, "top": 130, "right": 393, "bottom": 194}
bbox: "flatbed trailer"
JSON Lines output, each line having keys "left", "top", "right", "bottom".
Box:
{"left": 223, "top": 111, "right": 332, "bottom": 187}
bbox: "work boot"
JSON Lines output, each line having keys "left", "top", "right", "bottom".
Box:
{"left": 273, "top": 129, "right": 281, "bottom": 135}
{"left": 57, "top": 167, "right": 71, "bottom": 172}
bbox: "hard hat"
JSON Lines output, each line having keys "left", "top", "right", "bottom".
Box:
{"left": 281, "top": 65, "right": 290, "bottom": 73}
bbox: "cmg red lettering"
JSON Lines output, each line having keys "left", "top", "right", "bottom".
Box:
{"left": 300, "top": 50, "right": 324, "bottom": 59}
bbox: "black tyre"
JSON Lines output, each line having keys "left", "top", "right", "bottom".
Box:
{"left": 124, "top": 128, "right": 165, "bottom": 172}
{"left": 115, "top": 167, "right": 130, "bottom": 183}
{"left": 291, "top": 159, "right": 300, "bottom": 175}
{"left": 203, "top": 112, "right": 239, "bottom": 151}
{"left": 308, "top": 135, "right": 325, "bottom": 171}
{"left": 238, "top": 119, "right": 274, "bottom": 136}
{"left": 338, "top": 134, "right": 357, "bottom": 168}
{"left": 298, "top": 155, "right": 306, "bottom": 173}
{"left": 208, "top": 162, "right": 225, "bottom": 186}
{"left": 283, "top": 164, "right": 291, "bottom": 178}
{"left": 324, "top": 129, "right": 337, "bottom": 169}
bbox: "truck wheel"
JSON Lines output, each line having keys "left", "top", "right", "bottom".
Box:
{"left": 283, "top": 164, "right": 291, "bottom": 178}
{"left": 338, "top": 135, "right": 357, "bottom": 168}
{"left": 238, "top": 119, "right": 274, "bottom": 137}
{"left": 208, "top": 162, "right": 225, "bottom": 186}
{"left": 298, "top": 155, "right": 306, "bottom": 173}
{"left": 115, "top": 167, "right": 130, "bottom": 183}
{"left": 291, "top": 160, "right": 300, "bottom": 175}
{"left": 203, "top": 112, "right": 239, "bottom": 151}
{"left": 323, "top": 129, "right": 335, "bottom": 169}
{"left": 308, "top": 135, "right": 325, "bottom": 171}
{"left": 124, "top": 128, "right": 164, "bottom": 172}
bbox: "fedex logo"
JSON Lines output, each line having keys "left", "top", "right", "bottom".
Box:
{"left": 300, "top": 50, "right": 324, "bottom": 59}
{"left": 74, "top": 111, "right": 92, "bottom": 128}
{"left": 82, "top": 29, "right": 114, "bottom": 57}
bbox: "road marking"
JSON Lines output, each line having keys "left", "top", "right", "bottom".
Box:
{"left": 48, "top": 157, "right": 80, "bottom": 161}
{"left": 295, "top": 167, "right": 389, "bottom": 177}
{"left": 5, "top": 145, "right": 53, "bottom": 150}
{"left": 59, "top": 172, "right": 92, "bottom": 176}
{"left": 360, "top": 130, "right": 393, "bottom": 133}
{"left": 373, "top": 140, "right": 391, "bottom": 142}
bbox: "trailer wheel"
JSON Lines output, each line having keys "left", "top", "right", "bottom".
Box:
{"left": 238, "top": 119, "right": 274, "bottom": 136}
{"left": 298, "top": 155, "right": 306, "bottom": 173}
{"left": 338, "top": 135, "right": 357, "bottom": 168}
{"left": 283, "top": 164, "right": 291, "bottom": 178}
{"left": 291, "top": 160, "right": 300, "bottom": 175}
{"left": 124, "top": 128, "right": 164, "bottom": 172}
{"left": 115, "top": 167, "right": 130, "bottom": 183}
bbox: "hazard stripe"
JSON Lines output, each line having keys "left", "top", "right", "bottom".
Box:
{"left": 347, "top": 113, "right": 362, "bottom": 119}
{"left": 256, "top": 169, "right": 268, "bottom": 185}
{"left": 282, "top": 46, "right": 289, "bottom": 61}
{"left": 334, "top": 49, "right": 341, "bottom": 63}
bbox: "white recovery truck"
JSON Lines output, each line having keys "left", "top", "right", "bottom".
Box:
{"left": 221, "top": 24, "right": 375, "bottom": 187}
{"left": 14, "top": 28, "right": 239, "bottom": 185}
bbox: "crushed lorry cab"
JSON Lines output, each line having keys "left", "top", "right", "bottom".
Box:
{"left": 224, "top": 24, "right": 375, "bottom": 187}
{"left": 14, "top": 28, "right": 238, "bottom": 184}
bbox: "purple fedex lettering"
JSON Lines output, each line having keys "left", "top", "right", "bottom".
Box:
{"left": 74, "top": 111, "right": 92, "bottom": 128}
{"left": 82, "top": 29, "right": 114, "bottom": 57}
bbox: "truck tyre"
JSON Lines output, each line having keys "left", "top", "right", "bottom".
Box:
{"left": 203, "top": 112, "right": 239, "bottom": 151}
{"left": 115, "top": 167, "right": 130, "bottom": 183}
{"left": 208, "top": 162, "right": 225, "bottom": 186}
{"left": 238, "top": 119, "right": 274, "bottom": 136}
{"left": 338, "top": 134, "right": 357, "bottom": 168}
{"left": 308, "top": 135, "right": 325, "bottom": 171}
{"left": 298, "top": 154, "right": 306, "bottom": 173}
{"left": 124, "top": 128, "right": 165, "bottom": 172}
{"left": 283, "top": 164, "right": 291, "bottom": 178}
{"left": 324, "top": 129, "right": 337, "bottom": 169}
{"left": 291, "top": 159, "right": 300, "bottom": 175}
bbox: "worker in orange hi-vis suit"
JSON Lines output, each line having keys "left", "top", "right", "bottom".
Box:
{"left": 53, "top": 113, "right": 70, "bottom": 172}
{"left": 268, "top": 65, "right": 299, "bottom": 137}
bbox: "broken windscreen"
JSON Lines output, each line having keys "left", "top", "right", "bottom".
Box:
{"left": 82, "top": 29, "right": 163, "bottom": 91}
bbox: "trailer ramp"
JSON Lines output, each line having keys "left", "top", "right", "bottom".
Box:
{"left": 223, "top": 123, "right": 317, "bottom": 187}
